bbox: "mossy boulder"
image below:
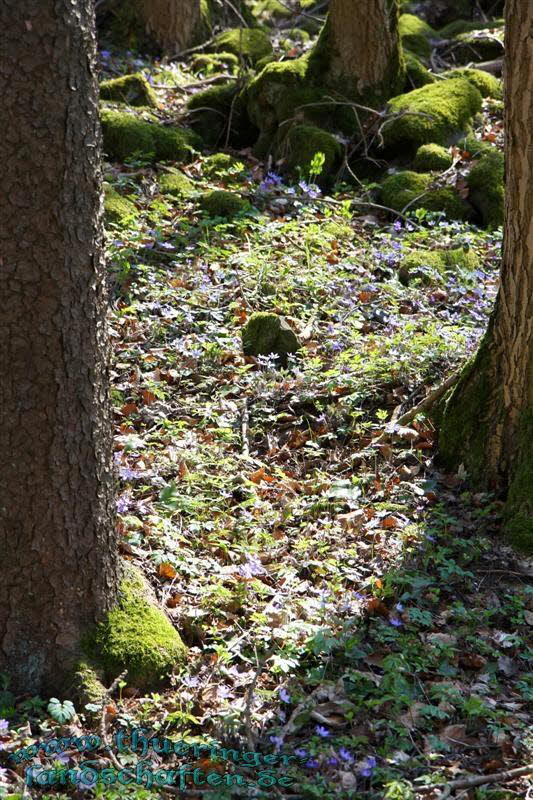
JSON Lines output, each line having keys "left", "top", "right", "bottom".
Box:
{"left": 404, "top": 51, "right": 436, "bottom": 89}
{"left": 99, "top": 72, "right": 157, "bottom": 107}
{"left": 101, "top": 109, "right": 200, "bottom": 163}
{"left": 210, "top": 28, "right": 272, "bottom": 65}
{"left": 440, "top": 68, "right": 502, "bottom": 99}
{"left": 104, "top": 184, "right": 139, "bottom": 227}
{"left": 399, "top": 246, "right": 479, "bottom": 284}
{"left": 466, "top": 150, "right": 504, "bottom": 228}
{"left": 190, "top": 51, "right": 239, "bottom": 75}
{"left": 413, "top": 143, "right": 452, "bottom": 172}
{"left": 202, "top": 152, "right": 246, "bottom": 179}
{"left": 399, "top": 14, "right": 435, "bottom": 59}
{"left": 69, "top": 660, "right": 107, "bottom": 705}
{"left": 380, "top": 170, "right": 470, "bottom": 220}
{"left": 158, "top": 170, "right": 194, "bottom": 198}
{"left": 242, "top": 312, "right": 301, "bottom": 366}
{"left": 453, "top": 28, "right": 504, "bottom": 62}
{"left": 187, "top": 82, "right": 256, "bottom": 149}
{"left": 87, "top": 564, "right": 186, "bottom": 688}
{"left": 457, "top": 134, "right": 497, "bottom": 159}
{"left": 199, "top": 189, "right": 250, "bottom": 218}
{"left": 282, "top": 124, "right": 342, "bottom": 182}
{"left": 383, "top": 78, "right": 483, "bottom": 151}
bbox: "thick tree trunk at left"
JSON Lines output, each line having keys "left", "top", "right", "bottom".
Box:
{"left": 0, "top": 1, "right": 118, "bottom": 693}
{"left": 438, "top": 0, "right": 533, "bottom": 552}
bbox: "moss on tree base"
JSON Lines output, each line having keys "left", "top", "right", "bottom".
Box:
{"left": 85, "top": 564, "right": 187, "bottom": 689}
{"left": 101, "top": 109, "right": 200, "bottom": 164}
{"left": 99, "top": 73, "right": 158, "bottom": 107}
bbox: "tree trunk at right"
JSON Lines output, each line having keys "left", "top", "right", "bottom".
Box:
{"left": 438, "top": 0, "right": 533, "bottom": 552}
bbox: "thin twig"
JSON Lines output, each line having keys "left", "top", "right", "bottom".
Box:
{"left": 416, "top": 763, "right": 533, "bottom": 795}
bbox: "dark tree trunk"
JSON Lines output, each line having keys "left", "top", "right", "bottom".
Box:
{"left": 0, "top": 0, "right": 118, "bottom": 693}
{"left": 438, "top": 0, "right": 533, "bottom": 552}
{"left": 135, "top": 0, "right": 203, "bottom": 53}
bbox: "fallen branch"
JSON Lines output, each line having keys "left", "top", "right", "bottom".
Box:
{"left": 416, "top": 762, "right": 533, "bottom": 796}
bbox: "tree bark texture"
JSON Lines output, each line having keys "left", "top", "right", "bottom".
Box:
{"left": 438, "top": 0, "right": 533, "bottom": 550}
{"left": 135, "top": 0, "right": 204, "bottom": 53}
{"left": 0, "top": 0, "right": 118, "bottom": 693}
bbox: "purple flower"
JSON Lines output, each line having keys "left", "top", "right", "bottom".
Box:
{"left": 327, "top": 756, "right": 339, "bottom": 766}
{"left": 339, "top": 747, "right": 354, "bottom": 762}
{"left": 315, "top": 725, "right": 330, "bottom": 738}
{"left": 279, "top": 688, "right": 291, "bottom": 703}
{"left": 100, "top": 50, "right": 111, "bottom": 60}
{"left": 118, "top": 466, "right": 139, "bottom": 480}
{"left": 116, "top": 493, "right": 132, "bottom": 514}
{"left": 359, "top": 756, "right": 377, "bottom": 777}
{"left": 393, "top": 220, "right": 402, "bottom": 231}
{"left": 306, "top": 758, "right": 319, "bottom": 768}
{"left": 298, "top": 180, "right": 310, "bottom": 192}
{"left": 259, "top": 172, "right": 283, "bottom": 191}
{"left": 158, "top": 242, "right": 175, "bottom": 250}
{"left": 295, "top": 748, "right": 307, "bottom": 758}
{"left": 0, "top": 720, "right": 9, "bottom": 733}
{"left": 269, "top": 734, "right": 284, "bottom": 752}
{"left": 389, "top": 616, "right": 403, "bottom": 627}
{"left": 396, "top": 602, "right": 404, "bottom": 612}
{"left": 182, "top": 675, "right": 200, "bottom": 687}
{"left": 55, "top": 751, "right": 70, "bottom": 764}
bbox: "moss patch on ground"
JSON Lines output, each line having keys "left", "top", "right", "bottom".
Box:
{"left": 87, "top": 565, "right": 186, "bottom": 688}
{"left": 399, "top": 245, "right": 479, "bottom": 284}
{"left": 210, "top": 28, "right": 272, "bottom": 64}
{"left": 380, "top": 170, "right": 470, "bottom": 220}
{"left": 413, "top": 143, "right": 453, "bottom": 171}
{"left": 199, "top": 189, "right": 250, "bottom": 218}
{"left": 281, "top": 124, "right": 342, "bottom": 182}
{"left": 99, "top": 73, "right": 157, "bottom": 107}
{"left": 101, "top": 109, "right": 200, "bottom": 163}
{"left": 158, "top": 170, "right": 195, "bottom": 198}
{"left": 104, "top": 184, "right": 139, "bottom": 227}
{"left": 383, "top": 78, "right": 482, "bottom": 151}
{"left": 467, "top": 150, "right": 504, "bottom": 228}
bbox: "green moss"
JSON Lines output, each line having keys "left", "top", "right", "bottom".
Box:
{"left": 467, "top": 150, "right": 504, "bottom": 228}
{"left": 187, "top": 82, "right": 256, "bottom": 149}
{"left": 211, "top": 28, "right": 273, "bottom": 64}
{"left": 202, "top": 153, "right": 246, "bottom": 178}
{"left": 191, "top": 52, "right": 240, "bottom": 74}
{"left": 401, "top": 246, "right": 479, "bottom": 276}
{"left": 199, "top": 189, "right": 250, "bottom": 218}
{"left": 440, "top": 68, "right": 502, "bottom": 99}
{"left": 505, "top": 409, "right": 533, "bottom": 554}
{"left": 159, "top": 170, "right": 194, "bottom": 197}
{"left": 413, "top": 143, "right": 452, "bottom": 171}
{"left": 454, "top": 28, "right": 504, "bottom": 61}
{"left": 99, "top": 73, "right": 157, "bottom": 107}
{"left": 242, "top": 312, "right": 300, "bottom": 366}
{"left": 101, "top": 109, "right": 200, "bottom": 163}
{"left": 457, "top": 134, "right": 497, "bottom": 159}
{"left": 104, "top": 184, "right": 139, "bottom": 227}
{"left": 404, "top": 50, "right": 436, "bottom": 89}
{"left": 380, "top": 171, "right": 470, "bottom": 219}
{"left": 69, "top": 660, "right": 107, "bottom": 705}
{"left": 282, "top": 124, "right": 342, "bottom": 182}
{"left": 87, "top": 565, "right": 186, "bottom": 688}
{"left": 383, "top": 78, "right": 483, "bottom": 151}
{"left": 439, "top": 18, "right": 504, "bottom": 39}
{"left": 399, "top": 13, "right": 435, "bottom": 59}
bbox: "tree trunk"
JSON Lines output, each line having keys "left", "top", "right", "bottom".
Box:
{"left": 309, "top": 0, "right": 405, "bottom": 105}
{"left": 135, "top": 0, "right": 204, "bottom": 53}
{"left": 438, "top": 0, "right": 533, "bottom": 552}
{"left": 0, "top": 0, "right": 118, "bottom": 693}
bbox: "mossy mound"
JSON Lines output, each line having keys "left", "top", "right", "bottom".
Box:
{"left": 202, "top": 153, "right": 246, "bottom": 179}
{"left": 210, "top": 28, "right": 273, "bottom": 65}
{"left": 88, "top": 565, "right": 186, "bottom": 688}
{"left": 380, "top": 170, "right": 470, "bottom": 220}
{"left": 466, "top": 150, "right": 504, "bottom": 228}
{"left": 282, "top": 125, "right": 342, "bottom": 182}
{"left": 383, "top": 78, "right": 482, "bottom": 151}
{"left": 413, "top": 143, "right": 452, "bottom": 172}
{"left": 440, "top": 68, "right": 502, "bottom": 99}
{"left": 400, "top": 246, "right": 479, "bottom": 282}
{"left": 101, "top": 109, "right": 200, "bottom": 163}
{"left": 190, "top": 52, "right": 240, "bottom": 75}
{"left": 399, "top": 14, "right": 435, "bottom": 59}
{"left": 187, "top": 82, "right": 256, "bottom": 149}
{"left": 159, "top": 170, "right": 194, "bottom": 198}
{"left": 242, "top": 312, "right": 301, "bottom": 366}
{"left": 99, "top": 72, "right": 157, "bottom": 107}
{"left": 199, "top": 189, "right": 250, "bottom": 218}
{"left": 104, "top": 184, "right": 139, "bottom": 227}
{"left": 404, "top": 51, "right": 436, "bottom": 89}
{"left": 69, "top": 660, "right": 107, "bottom": 705}
{"left": 457, "top": 134, "right": 497, "bottom": 159}
{"left": 453, "top": 28, "right": 504, "bottom": 62}
{"left": 438, "top": 18, "right": 504, "bottom": 39}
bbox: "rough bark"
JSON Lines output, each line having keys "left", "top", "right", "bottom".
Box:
{"left": 136, "top": 0, "right": 204, "bottom": 53}
{"left": 0, "top": 0, "right": 118, "bottom": 693}
{"left": 438, "top": 0, "right": 533, "bottom": 552}
{"left": 309, "top": 0, "right": 405, "bottom": 104}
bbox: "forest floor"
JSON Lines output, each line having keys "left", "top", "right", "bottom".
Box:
{"left": 1, "top": 15, "right": 532, "bottom": 800}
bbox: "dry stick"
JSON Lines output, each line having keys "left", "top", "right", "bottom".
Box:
{"left": 416, "top": 762, "right": 533, "bottom": 796}
{"left": 241, "top": 398, "right": 250, "bottom": 457}
{"left": 100, "top": 669, "right": 128, "bottom": 770}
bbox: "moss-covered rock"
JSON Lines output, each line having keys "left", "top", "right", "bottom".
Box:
{"left": 87, "top": 564, "right": 186, "bottom": 688}
{"left": 400, "top": 245, "right": 479, "bottom": 284}
{"left": 69, "top": 660, "right": 107, "bottom": 705}
{"left": 202, "top": 153, "right": 246, "bottom": 179}
{"left": 282, "top": 124, "right": 342, "bottom": 182}
{"left": 438, "top": 18, "right": 504, "bottom": 38}
{"left": 99, "top": 72, "right": 157, "bottom": 107}
{"left": 380, "top": 170, "right": 470, "bottom": 219}
{"left": 242, "top": 312, "right": 301, "bottom": 365}
{"left": 187, "top": 82, "right": 256, "bottom": 149}
{"left": 159, "top": 170, "right": 194, "bottom": 197}
{"left": 399, "top": 14, "right": 435, "bottom": 59}
{"left": 101, "top": 109, "right": 200, "bottom": 163}
{"left": 104, "top": 184, "right": 139, "bottom": 227}
{"left": 404, "top": 50, "right": 436, "bottom": 89}
{"left": 440, "top": 68, "right": 502, "bottom": 99}
{"left": 210, "top": 28, "right": 272, "bottom": 65}
{"left": 467, "top": 150, "right": 504, "bottom": 228}
{"left": 383, "top": 78, "right": 483, "bottom": 151}
{"left": 199, "top": 189, "right": 250, "bottom": 218}
{"left": 413, "top": 143, "right": 452, "bottom": 172}
{"left": 190, "top": 52, "right": 240, "bottom": 75}
{"left": 453, "top": 28, "right": 504, "bottom": 62}
{"left": 457, "top": 134, "right": 497, "bottom": 159}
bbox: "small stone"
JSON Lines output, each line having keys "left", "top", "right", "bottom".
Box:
{"left": 242, "top": 312, "right": 300, "bottom": 366}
